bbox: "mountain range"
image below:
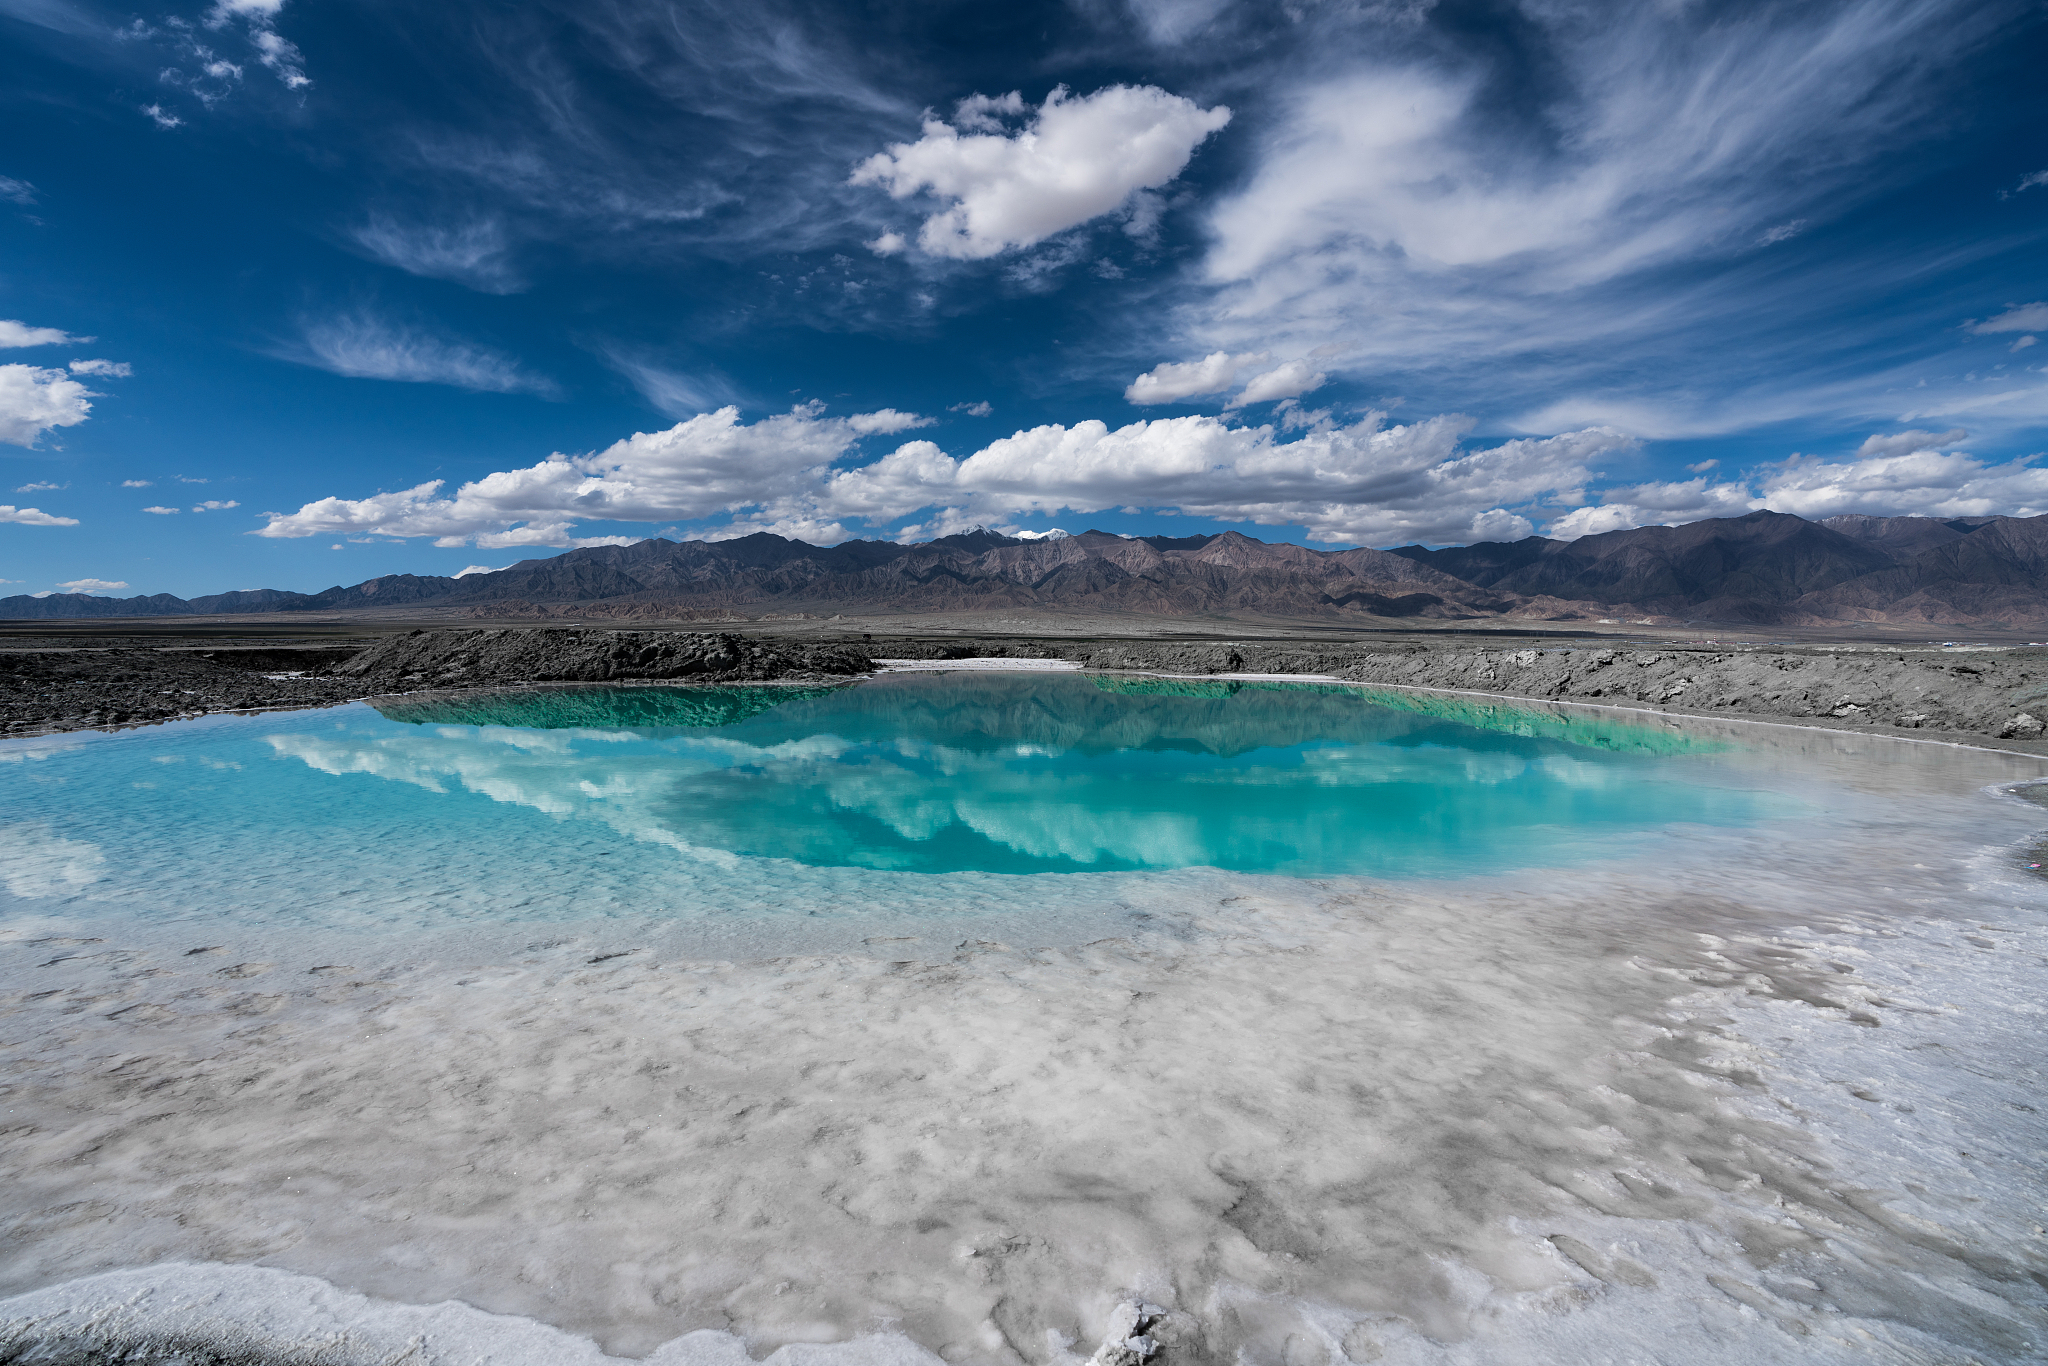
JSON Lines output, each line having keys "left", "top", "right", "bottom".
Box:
{"left": 10, "top": 510, "right": 2048, "bottom": 627}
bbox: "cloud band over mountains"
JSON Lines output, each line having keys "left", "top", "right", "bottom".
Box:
{"left": 256, "top": 407, "right": 2048, "bottom": 551}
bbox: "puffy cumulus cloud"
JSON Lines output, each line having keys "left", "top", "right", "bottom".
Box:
{"left": 0, "top": 505, "right": 80, "bottom": 527}
{"left": 1547, "top": 477, "right": 1757, "bottom": 538}
{"left": 1545, "top": 428, "right": 2048, "bottom": 535}
{"left": 286, "top": 314, "right": 558, "bottom": 397}
{"left": 845, "top": 409, "right": 934, "bottom": 435}
{"left": 1754, "top": 445, "right": 2048, "bottom": 520}
{"left": 813, "top": 413, "right": 1633, "bottom": 546}
{"left": 0, "top": 365, "right": 96, "bottom": 447}
{"left": 1230, "top": 360, "right": 1327, "bottom": 408}
{"left": 142, "top": 506, "right": 179, "bottom": 515}
{"left": 851, "top": 85, "right": 1230, "bottom": 259}
{"left": 55, "top": 578, "right": 128, "bottom": 594}
{"left": 455, "top": 564, "right": 503, "bottom": 577}
{"left": 257, "top": 402, "right": 1635, "bottom": 549}
{"left": 352, "top": 216, "right": 523, "bottom": 294}
{"left": 256, "top": 404, "right": 922, "bottom": 547}
{"left": 1126, "top": 351, "right": 1268, "bottom": 404}
{"left": 0, "top": 320, "right": 85, "bottom": 348}
{"left": 1971, "top": 304, "right": 2048, "bottom": 334}
{"left": 192, "top": 500, "right": 241, "bottom": 512}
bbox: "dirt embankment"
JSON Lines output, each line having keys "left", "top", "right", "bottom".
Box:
{"left": 1078, "top": 642, "right": 2048, "bottom": 742}
{"left": 4, "top": 631, "right": 872, "bottom": 738}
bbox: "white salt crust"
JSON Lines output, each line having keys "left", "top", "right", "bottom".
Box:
{"left": 1, "top": 705, "right": 2045, "bottom": 1364}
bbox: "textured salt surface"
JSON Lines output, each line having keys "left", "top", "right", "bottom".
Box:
{"left": 1, "top": 682, "right": 2044, "bottom": 1364}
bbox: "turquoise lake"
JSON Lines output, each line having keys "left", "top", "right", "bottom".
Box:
{"left": 0, "top": 673, "right": 1796, "bottom": 930}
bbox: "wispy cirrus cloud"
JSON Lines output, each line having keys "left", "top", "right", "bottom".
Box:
{"left": 281, "top": 313, "right": 559, "bottom": 397}
{"left": 351, "top": 216, "right": 523, "bottom": 294}
{"left": 0, "top": 320, "right": 87, "bottom": 348}
{"left": 1143, "top": 0, "right": 2029, "bottom": 438}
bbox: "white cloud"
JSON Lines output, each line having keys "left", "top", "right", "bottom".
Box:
{"left": 0, "top": 177, "right": 35, "bottom": 205}
{"left": 1754, "top": 445, "right": 2048, "bottom": 520}
{"left": 121, "top": 479, "right": 154, "bottom": 488}
{"left": 0, "top": 320, "right": 84, "bottom": 348}
{"left": 950, "top": 400, "right": 993, "bottom": 417}
{"left": 68, "top": 358, "right": 132, "bottom": 377}
{"left": 2015, "top": 335, "right": 2039, "bottom": 353}
{"left": 866, "top": 231, "right": 907, "bottom": 256}
{"left": 352, "top": 216, "right": 522, "bottom": 294}
{"left": 845, "top": 409, "right": 933, "bottom": 435}
{"left": 850, "top": 85, "right": 1231, "bottom": 259}
{"left": 0, "top": 365, "right": 95, "bottom": 446}
{"left": 256, "top": 403, "right": 906, "bottom": 546}
{"left": 207, "top": 0, "right": 308, "bottom": 89}
{"left": 455, "top": 564, "right": 503, "bottom": 577}
{"left": 1856, "top": 427, "right": 1968, "bottom": 458}
{"left": 142, "top": 506, "right": 179, "bottom": 515}
{"left": 192, "top": 499, "right": 241, "bottom": 511}
{"left": 1757, "top": 219, "right": 1807, "bottom": 245}
{"left": 142, "top": 103, "right": 184, "bottom": 130}
{"left": 604, "top": 354, "right": 746, "bottom": 418}
{"left": 2005, "top": 170, "right": 2048, "bottom": 196}
{"left": 1972, "top": 304, "right": 2048, "bottom": 334}
{"left": 1125, "top": 350, "right": 1268, "bottom": 404}
{"left": 286, "top": 314, "right": 558, "bottom": 397}
{"left": 55, "top": 578, "right": 129, "bottom": 594}
{"left": 250, "top": 29, "right": 310, "bottom": 88}
{"left": 1546, "top": 427, "right": 2048, "bottom": 534}
{"left": 1230, "top": 360, "right": 1327, "bottom": 408}
{"left": 1167, "top": 2, "right": 2009, "bottom": 438}
{"left": 1546, "top": 477, "right": 1755, "bottom": 538}
{"left": 257, "top": 402, "right": 1633, "bottom": 548}
{"left": 0, "top": 506, "right": 79, "bottom": 526}
{"left": 15, "top": 481, "right": 62, "bottom": 493}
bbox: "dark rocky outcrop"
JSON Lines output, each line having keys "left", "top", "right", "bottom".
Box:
{"left": 3, "top": 631, "right": 872, "bottom": 737}
{"left": 334, "top": 629, "right": 870, "bottom": 688}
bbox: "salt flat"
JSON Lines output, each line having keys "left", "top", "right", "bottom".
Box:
{"left": 1, "top": 679, "right": 2043, "bottom": 1364}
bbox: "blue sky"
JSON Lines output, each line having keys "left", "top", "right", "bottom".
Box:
{"left": 1, "top": 0, "right": 2045, "bottom": 598}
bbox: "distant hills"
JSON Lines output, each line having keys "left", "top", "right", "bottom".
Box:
{"left": 11, "top": 510, "right": 2048, "bottom": 626}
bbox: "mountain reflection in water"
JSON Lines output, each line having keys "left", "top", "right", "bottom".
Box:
{"left": 330, "top": 673, "right": 1776, "bottom": 875}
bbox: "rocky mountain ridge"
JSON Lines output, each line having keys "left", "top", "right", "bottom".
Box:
{"left": 10, "top": 510, "right": 2048, "bottom": 626}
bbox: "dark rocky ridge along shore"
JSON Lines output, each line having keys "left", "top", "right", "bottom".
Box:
{"left": 8, "top": 626, "right": 2048, "bottom": 752}
{"left": 0, "top": 631, "right": 871, "bottom": 738}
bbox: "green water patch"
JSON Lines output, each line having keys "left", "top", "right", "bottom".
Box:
{"left": 1342, "top": 686, "right": 1731, "bottom": 757}
{"left": 373, "top": 683, "right": 848, "bottom": 733}
{"left": 1092, "top": 674, "right": 1726, "bottom": 757}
